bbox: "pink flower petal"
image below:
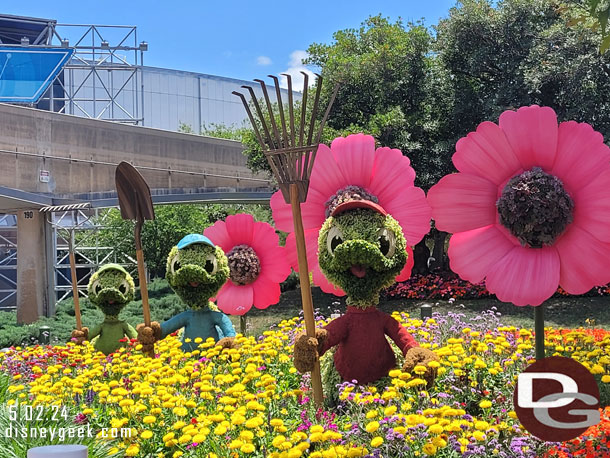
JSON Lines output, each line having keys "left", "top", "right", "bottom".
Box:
{"left": 427, "top": 173, "right": 498, "bottom": 233}
{"left": 216, "top": 282, "right": 254, "bottom": 315}
{"left": 485, "top": 245, "right": 560, "bottom": 306}
{"left": 370, "top": 146, "right": 415, "bottom": 194}
{"left": 224, "top": 214, "right": 254, "bottom": 246}
{"left": 453, "top": 121, "right": 522, "bottom": 185}
{"left": 395, "top": 246, "right": 414, "bottom": 282}
{"left": 284, "top": 229, "right": 320, "bottom": 272}
{"left": 572, "top": 169, "right": 610, "bottom": 242}
{"left": 250, "top": 220, "right": 280, "bottom": 252}
{"left": 270, "top": 191, "right": 294, "bottom": 233}
{"left": 552, "top": 121, "right": 610, "bottom": 196}
{"left": 252, "top": 274, "right": 282, "bottom": 310}
{"left": 258, "top": 246, "right": 291, "bottom": 282}
{"left": 555, "top": 224, "right": 610, "bottom": 295}
{"left": 329, "top": 134, "right": 376, "bottom": 188}
{"left": 382, "top": 186, "right": 431, "bottom": 246}
{"left": 203, "top": 220, "right": 232, "bottom": 253}
{"left": 498, "top": 105, "right": 558, "bottom": 171}
{"left": 308, "top": 143, "right": 348, "bottom": 200}
{"left": 448, "top": 225, "right": 516, "bottom": 284}
{"left": 312, "top": 263, "right": 345, "bottom": 296}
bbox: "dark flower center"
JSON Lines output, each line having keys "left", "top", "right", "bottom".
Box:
{"left": 324, "top": 185, "right": 379, "bottom": 218}
{"left": 496, "top": 167, "right": 574, "bottom": 248}
{"left": 227, "top": 245, "right": 261, "bottom": 285}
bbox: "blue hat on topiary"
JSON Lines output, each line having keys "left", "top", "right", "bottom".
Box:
{"left": 176, "top": 233, "right": 215, "bottom": 250}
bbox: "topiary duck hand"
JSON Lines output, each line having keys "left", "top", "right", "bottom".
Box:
{"left": 136, "top": 321, "right": 161, "bottom": 355}
{"left": 293, "top": 328, "right": 328, "bottom": 373}
{"left": 402, "top": 347, "right": 440, "bottom": 385}
{"left": 216, "top": 336, "right": 239, "bottom": 350}
{"left": 71, "top": 327, "right": 89, "bottom": 345}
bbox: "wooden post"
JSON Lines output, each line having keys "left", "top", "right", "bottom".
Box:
{"left": 290, "top": 183, "right": 324, "bottom": 406}
{"left": 240, "top": 315, "right": 247, "bottom": 335}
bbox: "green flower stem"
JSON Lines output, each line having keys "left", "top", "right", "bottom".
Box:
{"left": 535, "top": 303, "right": 545, "bottom": 360}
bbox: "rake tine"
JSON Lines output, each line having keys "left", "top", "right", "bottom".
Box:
{"left": 282, "top": 73, "right": 296, "bottom": 148}
{"left": 307, "top": 73, "right": 323, "bottom": 147}
{"left": 302, "top": 74, "right": 323, "bottom": 180}
{"left": 242, "top": 85, "right": 276, "bottom": 150}
{"left": 254, "top": 79, "right": 283, "bottom": 149}
{"left": 314, "top": 82, "right": 340, "bottom": 146}
{"left": 308, "top": 82, "right": 340, "bottom": 179}
{"left": 268, "top": 75, "right": 289, "bottom": 149}
{"left": 282, "top": 73, "right": 298, "bottom": 180}
{"left": 232, "top": 91, "right": 266, "bottom": 151}
{"left": 298, "top": 72, "right": 309, "bottom": 148}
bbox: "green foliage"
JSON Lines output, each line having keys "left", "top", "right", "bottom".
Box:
{"left": 94, "top": 204, "right": 272, "bottom": 279}
{"left": 166, "top": 244, "right": 229, "bottom": 309}
{"left": 318, "top": 210, "right": 406, "bottom": 307}
{"left": 562, "top": 0, "right": 610, "bottom": 53}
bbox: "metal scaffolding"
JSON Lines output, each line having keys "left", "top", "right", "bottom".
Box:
{"left": 47, "top": 208, "right": 137, "bottom": 303}
{"left": 40, "top": 23, "right": 147, "bottom": 123}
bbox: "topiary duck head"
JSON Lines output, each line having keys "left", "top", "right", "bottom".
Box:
{"left": 166, "top": 234, "right": 230, "bottom": 310}
{"left": 88, "top": 264, "right": 135, "bottom": 317}
{"left": 318, "top": 201, "right": 407, "bottom": 307}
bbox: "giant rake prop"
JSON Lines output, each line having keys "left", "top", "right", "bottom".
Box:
{"left": 233, "top": 73, "right": 339, "bottom": 406}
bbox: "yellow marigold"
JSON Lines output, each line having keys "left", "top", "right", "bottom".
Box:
{"left": 473, "top": 430, "right": 486, "bottom": 441}
{"left": 479, "top": 400, "right": 492, "bottom": 409}
{"left": 428, "top": 424, "right": 444, "bottom": 435}
{"left": 310, "top": 425, "right": 325, "bottom": 433}
{"left": 272, "top": 435, "right": 286, "bottom": 448}
{"left": 141, "top": 430, "right": 153, "bottom": 439}
{"left": 365, "top": 421, "right": 380, "bottom": 433}
{"left": 422, "top": 443, "right": 437, "bottom": 456}
{"left": 142, "top": 415, "right": 156, "bottom": 424}
{"left": 602, "top": 375, "right": 610, "bottom": 383}
{"left": 370, "top": 437, "right": 383, "bottom": 448}
{"left": 125, "top": 445, "right": 140, "bottom": 456}
{"left": 241, "top": 443, "right": 256, "bottom": 453}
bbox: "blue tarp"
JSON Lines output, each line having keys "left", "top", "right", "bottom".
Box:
{"left": 0, "top": 46, "right": 74, "bottom": 103}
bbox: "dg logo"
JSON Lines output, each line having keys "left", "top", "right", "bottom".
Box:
{"left": 514, "top": 356, "right": 601, "bottom": 442}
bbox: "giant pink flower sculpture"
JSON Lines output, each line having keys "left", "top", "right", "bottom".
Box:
{"left": 204, "top": 214, "right": 291, "bottom": 315}
{"left": 428, "top": 105, "right": 610, "bottom": 306}
{"left": 271, "top": 133, "right": 431, "bottom": 295}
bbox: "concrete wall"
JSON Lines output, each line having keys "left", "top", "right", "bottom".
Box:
{"left": 0, "top": 102, "right": 269, "bottom": 199}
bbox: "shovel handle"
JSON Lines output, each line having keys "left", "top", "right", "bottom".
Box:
{"left": 136, "top": 248, "right": 151, "bottom": 327}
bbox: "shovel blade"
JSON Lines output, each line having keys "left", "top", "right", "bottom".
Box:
{"left": 115, "top": 161, "right": 155, "bottom": 222}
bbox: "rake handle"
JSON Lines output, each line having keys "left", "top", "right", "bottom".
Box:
{"left": 290, "top": 183, "right": 324, "bottom": 407}
{"left": 69, "top": 250, "right": 82, "bottom": 331}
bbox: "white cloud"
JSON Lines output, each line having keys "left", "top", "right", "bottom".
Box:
{"left": 256, "top": 55, "right": 272, "bottom": 66}
{"left": 279, "top": 50, "right": 316, "bottom": 90}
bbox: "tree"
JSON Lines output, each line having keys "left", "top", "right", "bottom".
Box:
{"left": 306, "top": 15, "right": 448, "bottom": 190}
{"left": 435, "top": 0, "right": 610, "bottom": 142}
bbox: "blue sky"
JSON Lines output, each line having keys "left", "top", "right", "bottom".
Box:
{"left": 4, "top": 1, "right": 455, "bottom": 85}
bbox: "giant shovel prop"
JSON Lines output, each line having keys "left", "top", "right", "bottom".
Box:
{"left": 115, "top": 162, "right": 155, "bottom": 335}
{"left": 234, "top": 73, "right": 339, "bottom": 407}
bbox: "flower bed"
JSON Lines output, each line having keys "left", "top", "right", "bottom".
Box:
{"left": 382, "top": 272, "right": 610, "bottom": 300}
{"left": 1, "top": 310, "right": 610, "bottom": 457}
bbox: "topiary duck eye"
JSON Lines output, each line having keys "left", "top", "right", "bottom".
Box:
{"left": 170, "top": 255, "right": 181, "bottom": 274}
{"left": 326, "top": 226, "right": 344, "bottom": 256}
{"left": 118, "top": 280, "right": 130, "bottom": 295}
{"left": 377, "top": 228, "right": 396, "bottom": 258}
{"left": 90, "top": 279, "right": 102, "bottom": 296}
{"left": 203, "top": 254, "right": 217, "bottom": 275}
